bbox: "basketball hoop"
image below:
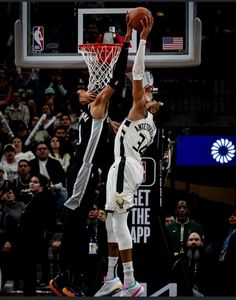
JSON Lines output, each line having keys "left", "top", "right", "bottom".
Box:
{"left": 78, "top": 43, "right": 122, "bottom": 93}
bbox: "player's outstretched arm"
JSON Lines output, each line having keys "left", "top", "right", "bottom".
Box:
{"left": 128, "top": 15, "right": 154, "bottom": 121}
{"left": 91, "top": 15, "right": 133, "bottom": 120}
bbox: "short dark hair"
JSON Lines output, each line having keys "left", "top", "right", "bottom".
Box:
{"left": 31, "top": 173, "right": 50, "bottom": 189}
{"left": 60, "top": 113, "right": 71, "bottom": 122}
{"left": 18, "top": 159, "right": 30, "bottom": 166}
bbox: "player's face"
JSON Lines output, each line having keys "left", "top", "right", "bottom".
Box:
{"left": 229, "top": 212, "right": 236, "bottom": 225}
{"left": 146, "top": 100, "right": 163, "bottom": 115}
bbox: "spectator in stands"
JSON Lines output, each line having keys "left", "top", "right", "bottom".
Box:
{"left": 54, "top": 125, "right": 75, "bottom": 157}
{"left": 165, "top": 213, "right": 175, "bottom": 226}
{"left": 10, "top": 120, "right": 29, "bottom": 143}
{"left": 12, "top": 67, "right": 43, "bottom": 104}
{"left": 43, "top": 83, "right": 65, "bottom": 120}
{"left": 170, "top": 231, "right": 218, "bottom": 296}
{"left": 217, "top": 208, "right": 236, "bottom": 296}
{"left": 54, "top": 125, "right": 67, "bottom": 140}
{"left": 27, "top": 98, "right": 38, "bottom": 120}
{"left": 59, "top": 113, "right": 79, "bottom": 152}
{"left": 11, "top": 136, "right": 35, "bottom": 162}
{"left": 66, "top": 99, "right": 79, "bottom": 128}
{"left": 85, "top": 203, "right": 108, "bottom": 296}
{"left": 32, "top": 104, "right": 52, "bottom": 144}
{"left": 46, "top": 69, "right": 68, "bottom": 105}
{"left": 4, "top": 91, "right": 30, "bottom": 127}
{"left": 0, "top": 163, "right": 11, "bottom": 202}
{"left": 41, "top": 102, "right": 56, "bottom": 128}
{"left": 166, "top": 199, "right": 204, "bottom": 256}
{"left": 0, "top": 144, "right": 19, "bottom": 182}
{"left": 11, "top": 159, "right": 32, "bottom": 205}
{"left": 29, "top": 115, "right": 40, "bottom": 131}
{"left": 59, "top": 113, "right": 79, "bottom": 140}
{"left": 19, "top": 174, "right": 57, "bottom": 296}
{"left": 43, "top": 87, "right": 56, "bottom": 108}
{"left": 30, "top": 142, "right": 67, "bottom": 219}
{"left": 27, "top": 116, "right": 40, "bottom": 149}
{"left": 48, "top": 136, "right": 71, "bottom": 173}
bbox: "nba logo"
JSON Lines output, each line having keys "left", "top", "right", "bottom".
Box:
{"left": 33, "top": 26, "right": 44, "bottom": 51}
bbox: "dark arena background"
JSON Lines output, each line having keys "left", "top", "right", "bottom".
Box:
{"left": 0, "top": 0, "right": 236, "bottom": 298}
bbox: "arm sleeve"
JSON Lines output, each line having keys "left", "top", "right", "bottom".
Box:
{"left": 132, "top": 39, "right": 146, "bottom": 81}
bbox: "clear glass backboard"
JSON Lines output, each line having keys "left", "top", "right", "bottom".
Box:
{"left": 14, "top": 1, "right": 201, "bottom": 68}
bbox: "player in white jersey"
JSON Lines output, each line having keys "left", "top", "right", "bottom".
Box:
{"left": 106, "top": 112, "right": 157, "bottom": 213}
{"left": 95, "top": 14, "right": 163, "bottom": 298}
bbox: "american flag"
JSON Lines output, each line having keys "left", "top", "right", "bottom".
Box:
{"left": 162, "top": 37, "right": 183, "bottom": 50}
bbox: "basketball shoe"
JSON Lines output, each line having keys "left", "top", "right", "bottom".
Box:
{"left": 49, "top": 275, "right": 65, "bottom": 296}
{"left": 94, "top": 277, "right": 122, "bottom": 297}
{"left": 62, "top": 285, "right": 85, "bottom": 297}
{"left": 119, "top": 281, "right": 144, "bottom": 297}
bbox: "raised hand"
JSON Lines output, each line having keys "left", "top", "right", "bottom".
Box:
{"left": 144, "top": 84, "right": 155, "bottom": 101}
{"left": 77, "top": 90, "right": 97, "bottom": 105}
{"left": 140, "top": 14, "right": 154, "bottom": 40}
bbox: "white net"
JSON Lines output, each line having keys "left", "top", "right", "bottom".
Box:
{"left": 78, "top": 44, "right": 122, "bottom": 93}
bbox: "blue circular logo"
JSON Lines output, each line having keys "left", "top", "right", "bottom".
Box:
{"left": 211, "top": 138, "right": 235, "bottom": 164}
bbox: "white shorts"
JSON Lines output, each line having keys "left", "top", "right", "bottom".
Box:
{"left": 105, "top": 157, "right": 143, "bottom": 213}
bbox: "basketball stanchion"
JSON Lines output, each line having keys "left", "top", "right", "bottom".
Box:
{"left": 78, "top": 43, "right": 122, "bottom": 93}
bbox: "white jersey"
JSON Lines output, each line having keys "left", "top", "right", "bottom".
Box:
{"left": 105, "top": 112, "right": 157, "bottom": 213}
{"left": 114, "top": 111, "right": 157, "bottom": 163}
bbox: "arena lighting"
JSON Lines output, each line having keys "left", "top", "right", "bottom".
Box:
{"left": 176, "top": 135, "right": 236, "bottom": 166}
{"left": 156, "top": 11, "right": 165, "bottom": 17}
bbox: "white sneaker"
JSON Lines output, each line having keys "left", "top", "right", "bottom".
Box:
{"left": 94, "top": 277, "right": 122, "bottom": 297}
{"left": 120, "top": 282, "right": 144, "bottom": 297}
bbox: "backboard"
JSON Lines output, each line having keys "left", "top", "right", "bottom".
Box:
{"left": 14, "top": 1, "right": 201, "bottom": 69}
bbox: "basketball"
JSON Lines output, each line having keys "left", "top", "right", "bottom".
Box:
{"left": 128, "top": 7, "right": 153, "bottom": 32}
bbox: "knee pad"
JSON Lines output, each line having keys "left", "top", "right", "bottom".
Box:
{"left": 105, "top": 213, "right": 118, "bottom": 243}
{"left": 113, "top": 213, "right": 132, "bottom": 250}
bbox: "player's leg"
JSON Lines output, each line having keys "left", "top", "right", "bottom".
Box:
{"left": 94, "top": 213, "right": 122, "bottom": 297}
